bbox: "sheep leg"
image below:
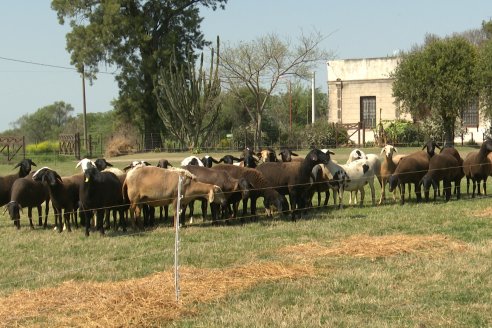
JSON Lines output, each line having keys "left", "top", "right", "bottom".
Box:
{"left": 201, "top": 199, "right": 208, "bottom": 220}
{"left": 359, "top": 188, "right": 365, "bottom": 207}
{"left": 64, "top": 211, "right": 72, "bottom": 232}
{"left": 455, "top": 180, "right": 461, "bottom": 200}
{"left": 28, "top": 207, "right": 34, "bottom": 229}
{"left": 43, "top": 202, "right": 49, "bottom": 229}
{"left": 443, "top": 180, "right": 452, "bottom": 202}
{"left": 484, "top": 178, "right": 487, "bottom": 196}
{"left": 324, "top": 189, "right": 330, "bottom": 206}
{"left": 399, "top": 183, "right": 405, "bottom": 205}
{"left": 96, "top": 209, "right": 105, "bottom": 235}
{"left": 414, "top": 182, "right": 422, "bottom": 202}
{"left": 369, "top": 179, "right": 376, "bottom": 206}
{"left": 378, "top": 178, "right": 386, "bottom": 205}
{"left": 472, "top": 180, "right": 477, "bottom": 198}
{"left": 36, "top": 205, "right": 42, "bottom": 226}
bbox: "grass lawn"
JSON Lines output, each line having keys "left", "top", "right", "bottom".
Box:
{"left": 0, "top": 145, "right": 490, "bottom": 327}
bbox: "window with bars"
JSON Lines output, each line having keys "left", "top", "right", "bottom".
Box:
{"left": 462, "top": 99, "right": 479, "bottom": 127}
{"left": 360, "top": 96, "right": 376, "bottom": 129}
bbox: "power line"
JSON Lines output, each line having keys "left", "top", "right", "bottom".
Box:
{"left": 0, "top": 55, "right": 116, "bottom": 75}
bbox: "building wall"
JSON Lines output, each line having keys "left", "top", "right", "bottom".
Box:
{"left": 326, "top": 57, "right": 488, "bottom": 144}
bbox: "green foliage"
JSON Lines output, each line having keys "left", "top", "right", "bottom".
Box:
{"left": 302, "top": 120, "right": 348, "bottom": 148}
{"left": 155, "top": 40, "right": 222, "bottom": 150}
{"left": 52, "top": 0, "right": 228, "bottom": 150}
{"left": 392, "top": 36, "right": 477, "bottom": 144}
{"left": 383, "top": 120, "right": 425, "bottom": 145}
{"left": 476, "top": 38, "right": 492, "bottom": 122}
{"left": 25, "top": 141, "right": 59, "bottom": 154}
{"left": 12, "top": 101, "right": 74, "bottom": 143}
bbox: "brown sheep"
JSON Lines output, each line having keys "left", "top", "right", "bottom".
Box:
{"left": 420, "top": 149, "right": 463, "bottom": 202}
{"left": 255, "top": 148, "right": 330, "bottom": 219}
{"left": 5, "top": 172, "right": 50, "bottom": 229}
{"left": 0, "top": 159, "right": 36, "bottom": 207}
{"left": 463, "top": 138, "right": 492, "bottom": 197}
{"left": 123, "top": 166, "right": 226, "bottom": 227}
{"left": 211, "top": 164, "right": 289, "bottom": 221}
{"left": 182, "top": 165, "right": 249, "bottom": 222}
{"left": 388, "top": 140, "right": 440, "bottom": 204}
{"left": 32, "top": 167, "right": 84, "bottom": 232}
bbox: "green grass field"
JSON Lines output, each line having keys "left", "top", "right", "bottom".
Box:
{"left": 0, "top": 146, "right": 490, "bottom": 327}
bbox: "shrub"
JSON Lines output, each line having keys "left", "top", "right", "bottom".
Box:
{"left": 105, "top": 134, "right": 138, "bottom": 157}
{"left": 301, "top": 121, "right": 349, "bottom": 148}
{"left": 26, "top": 141, "right": 59, "bottom": 155}
{"left": 383, "top": 120, "right": 425, "bottom": 146}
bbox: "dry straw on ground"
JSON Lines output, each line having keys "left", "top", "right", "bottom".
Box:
{"left": 0, "top": 262, "right": 314, "bottom": 328}
{"left": 0, "top": 234, "right": 468, "bottom": 327}
{"left": 279, "top": 234, "right": 469, "bottom": 260}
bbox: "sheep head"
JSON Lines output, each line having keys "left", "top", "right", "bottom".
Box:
{"left": 76, "top": 158, "right": 96, "bottom": 173}
{"left": 5, "top": 201, "right": 22, "bottom": 220}
{"left": 14, "top": 159, "right": 36, "bottom": 177}
{"left": 422, "top": 140, "right": 441, "bottom": 157}
{"left": 209, "top": 185, "right": 226, "bottom": 205}
{"left": 380, "top": 145, "right": 397, "bottom": 159}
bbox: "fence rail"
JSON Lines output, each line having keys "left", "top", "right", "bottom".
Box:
{"left": 0, "top": 136, "right": 25, "bottom": 161}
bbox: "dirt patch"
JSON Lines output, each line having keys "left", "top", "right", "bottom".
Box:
{"left": 470, "top": 207, "right": 492, "bottom": 218}
{"left": 279, "top": 234, "right": 469, "bottom": 260}
{"left": 0, "top": 262, "right": 314, "bottom": 328}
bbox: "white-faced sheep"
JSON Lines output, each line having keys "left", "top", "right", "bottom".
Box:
{"left": 388, "top": 140, "right": 440, "bottom": 204}
{"left": 123, "top": 166, "right": 226, "bottom": 227}
{"left": 5, "top": 172, "right": 50, "bottom": 229}
{"left": 346, "top": 148, "right": 382, "bottom": 204}
{"left": 255, "top": 148, "right": 330, "bottom": 219}
{"left": 463, "top": 138, "right": 492, "bottom": 197}
{"left": 181, "top": 156, "right": 204, "bottom": 167}
{"left": 0, "top": 159, "right": 37, "bottom": 207}
{"left": 32, "top": 167, "right": 84, "bottom": 232}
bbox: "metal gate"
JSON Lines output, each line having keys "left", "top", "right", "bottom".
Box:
{"left": 0, "top": 136, "right": 25, "bottom": 161}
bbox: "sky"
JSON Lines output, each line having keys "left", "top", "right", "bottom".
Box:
{"left": 0, "top": 1, "right": 491, "bottom": 132}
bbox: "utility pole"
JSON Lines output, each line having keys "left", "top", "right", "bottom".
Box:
{"left": 311, "top": 71, "right": 315, "bottom": 124}
{"left": 82, "top": 66, "right": 88, "bottom": 153}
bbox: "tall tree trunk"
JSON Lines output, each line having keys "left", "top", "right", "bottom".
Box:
{"left": 443, "top": 117, "right": 455, "bottom": 147}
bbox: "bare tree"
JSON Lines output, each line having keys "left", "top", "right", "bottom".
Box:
{"left": 219, "top": 30, "right": 332, "bottom": 148}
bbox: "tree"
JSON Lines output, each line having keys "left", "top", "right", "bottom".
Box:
{"left": 12, "top": 101, "right": 74, "bottom": 142}
{"left": 219, "top": 30, "right": 331, "bottom": 148}
{"left": 154, "top": 40, "right": 221, "bottom": 150}
{"left": 51, "top": 0, "right": 227, "bottom": 150}
{"left": 476, "top": 20, "right": 492, "bottom": 125}
{"left": 392, "top": 36, "right": 477, "bottom": 144}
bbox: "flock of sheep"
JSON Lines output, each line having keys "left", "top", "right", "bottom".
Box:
{"left": 1, "top": 139, "right": 492, "bottom": 236}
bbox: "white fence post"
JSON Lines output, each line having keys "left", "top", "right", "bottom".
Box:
{"left": 174, "top": 175, "right": 183, "bottom": 302}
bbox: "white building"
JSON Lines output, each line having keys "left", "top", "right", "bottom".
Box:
{"left": 326, "top": 57, "right": 488, "bottom": 144}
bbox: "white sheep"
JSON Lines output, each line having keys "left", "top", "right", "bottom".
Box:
{"left": 322, "top": 149, "right": 376, "bottom": 208}
{"left": 346, "top": 149, "right": 382, "bottom": 204}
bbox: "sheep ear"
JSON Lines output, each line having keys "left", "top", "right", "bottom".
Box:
{"left": 394, "top": 147, "right": 398, "bottom": 153}
{"left": 122, "top": 165, "right": 132, "bottom": 172}
{"left": 291, "top": 152, "right": 298, "bottom": 157}
{"left": 76, "top": 161, "right": 82, "bottom": 168}
{"left": 2, "top": 206, "right": 7, "bottom": 215}
{"left": 30, "top": 160, "right": 37, "bottom": 166}
{"left": 380, "top": 148, "right": 385, "bottom": 156}
{"left": 208, "top": 189, "right": 214, "bottom": 203}
{"left": 144, "top": 161, "right": 151, "bottom": 166}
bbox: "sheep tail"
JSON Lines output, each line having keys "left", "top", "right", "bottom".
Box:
{"left": 122, "top": 180, "right": 130, "bottom": 206}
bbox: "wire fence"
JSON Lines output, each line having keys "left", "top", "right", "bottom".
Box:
{"left": 0, "top": 159, "right": 491, "bottom": 304}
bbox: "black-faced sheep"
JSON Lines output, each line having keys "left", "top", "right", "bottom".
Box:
{"left": 255, "top": 148, "right": 329, "bottom": 219}
{"left": 218, "top": 154, "right": 242, "bottom": 164}
{"left": 211, "top": 164, "right": 289, "bottom": 220}
{"left": 5, "top": 172, "right": 50, "bottom": 229}
{"left": 463, "top": 138, "right": 492, "bottom": 197}
{"left": 78, "top": 165, "right": 126, "bottom": 236}
{"left": 32, "top": 167, "right": 83, "bottom": 232}
{"left": 0, "top": 159, "right": 36, "bottom": 207}
{"left": 420, "top": 148, "right": 463, "bottom": 202}
{"left": 200, "top": 155, "right": 220, "bottom": 168}
{"left": 182, "top": 165, "right": 249, "bottom": 222}
{"left": 278, "top": 148, "right": 299, "bottom": 162}
{"left": 388, "top": 140, "right": 440, "bottom": 204}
